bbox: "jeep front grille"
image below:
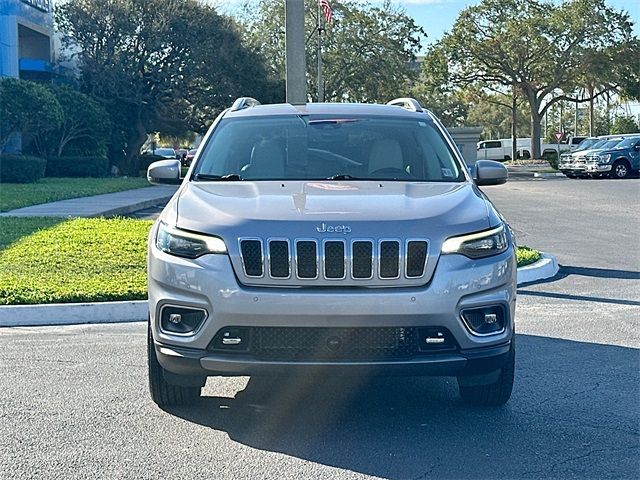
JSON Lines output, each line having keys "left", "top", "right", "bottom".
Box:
{"left": 238, "top": 238, "right": 428, "bottom": 284}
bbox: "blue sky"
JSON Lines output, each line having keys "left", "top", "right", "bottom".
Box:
{"left": 396, "top": 0, "right": 640, "bottom": 48}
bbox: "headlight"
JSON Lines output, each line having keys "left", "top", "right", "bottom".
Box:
{"left": 441, "top": 225, "right": 508, "bottom": 259}
{"left": 597, "top": 154, "right": 611, "bottom": 163}
{"left": 156, "top": 221, "right": 227, "bottom": 258}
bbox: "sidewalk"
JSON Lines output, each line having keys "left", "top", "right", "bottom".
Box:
{"left": 0, "top": 185, "right": 178, "bottom": 218}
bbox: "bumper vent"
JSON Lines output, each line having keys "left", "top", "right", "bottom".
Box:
{"left": 208, "top": 326, "right": 458, "bottom": 361}
{"left": 253, "top": 326, "right": 419, "bottom": 360}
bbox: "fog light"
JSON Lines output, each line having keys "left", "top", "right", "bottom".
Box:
{"left": 417, "top": 327, "right": 457, "bottom": 351}
{"left": 484, "top": 313, "right": 497, "bottom": 324}
{"left": 461, "top": 306, "right": 506, "bottom": 335}
{"left": 209, "top": 327, "right": 250, "bottom": 351}
{"left": 160, "top": 306, "right": 207, "bottom": 335}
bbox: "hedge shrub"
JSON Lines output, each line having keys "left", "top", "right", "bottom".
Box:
{"left": 46, "top": 156, "right": 109, "bottom": 178}
{"left": 0, "top": 154, "right": 46, "bottom": 183}
{"left": 138, "top": 153, "right": 168, "bottom": 173}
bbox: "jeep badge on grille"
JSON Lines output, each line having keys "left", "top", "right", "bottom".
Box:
{"left": 316, "top": 223, "right": 352, "bottom": 234}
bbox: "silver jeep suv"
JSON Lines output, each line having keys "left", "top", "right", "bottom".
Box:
{"left": 146, "top": 97, "right": 516, "bottom": 407}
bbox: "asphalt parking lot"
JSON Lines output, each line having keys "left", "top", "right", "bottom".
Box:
{"left": 1, "top": 177, "right": 639, "bottom": 479}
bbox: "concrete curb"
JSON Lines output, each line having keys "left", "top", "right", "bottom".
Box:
{"left": 516, "top": 253, "right": 559, "bottom": 285}
{"left": 89, "top": 195, "right": 173, "bottom": 218}
{"left": 533, "top": 172, "right": 565, "bottom": 178}
{"left": 0, "top": 301, "right": 148, "bottom": 327}
{"left": 508, "top": 170, "right": 565, "bottom": 179}
{"left": 0, "top": 253, "right": 560, "bottom": 328}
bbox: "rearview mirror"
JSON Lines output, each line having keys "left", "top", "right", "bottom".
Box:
{"left": 474, "top": 160, "right": 508, "bottom": 186}
{"left": 147, "top": 160, "right": 181, "bottom": 185}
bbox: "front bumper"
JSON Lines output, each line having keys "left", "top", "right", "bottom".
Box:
{"left": 560, "top": 163, "right": 611, "bottom": 175}
{"left": 155, "top": 340, "right": 512, "bottom": 377}
{"left": 148, "top": 240, "right": 517, "bottom": 376}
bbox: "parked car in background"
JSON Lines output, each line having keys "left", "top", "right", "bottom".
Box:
{"left": 566, "top": 135, "right": 588, "bottom": 151}
{"left": 477, "top": 138, "right": 567, "bottom": 161}
{"left": 182, "top": 148, "right": 197, "bottom": 167}
{"left": 149, "top": 147, "right": 178, "bottom": 159}
{"left": 581, "top": 135, "right": 640, "bottom": 179}
{"left": 176, "top": 149, "right": 188, "bottom": 163}
{"left": 558, "top": 136, "right": 628, "bottom": 178}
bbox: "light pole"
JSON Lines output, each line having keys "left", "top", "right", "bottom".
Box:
{"left": 285, "top": 0, "right": 306, "bottom": 104}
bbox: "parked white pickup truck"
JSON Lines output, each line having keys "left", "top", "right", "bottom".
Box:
{"left": 477, "top": 137, "right": 577, "bottom": 161}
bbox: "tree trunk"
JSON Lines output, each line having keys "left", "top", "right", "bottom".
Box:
{"left": 121, "top": 118, "right": 148, "bottom": 175}
{"left": 524, "top": 87, "right": 543, "bottom": 159}
{"left": 511, "top": 86, "right": 517, "bottom": 160}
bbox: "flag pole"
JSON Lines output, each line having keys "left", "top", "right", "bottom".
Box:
{"left": 317, "top": 0, "right": 324, "bottom": 102}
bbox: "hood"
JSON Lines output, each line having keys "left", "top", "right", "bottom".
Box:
{"left": 174, "top": 180, "right": 494, "bottom": 240}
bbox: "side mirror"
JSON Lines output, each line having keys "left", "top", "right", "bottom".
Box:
{"left": 147, "top": 160, "right": 181, "bottom": 185}
{"left": 475, "top": 160, "right": 508, "bottom": 186}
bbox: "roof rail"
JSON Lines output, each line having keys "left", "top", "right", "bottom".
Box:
{"left": 230, "top": 97, "right": 261, "bottom": 112}
{"left": 386, "top": 97, "right": 423, "bottom": 113}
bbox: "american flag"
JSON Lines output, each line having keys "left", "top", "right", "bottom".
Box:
{"left": 320, "top": 0, "right": 333, "bottom": 23}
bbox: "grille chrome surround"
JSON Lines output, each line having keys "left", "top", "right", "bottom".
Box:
{"left": 295, "top": 239, "right": 319, "bottom": 279}
{"left": 378, "top": 238, "right": 401, "bottom": 279}
{"left": 323, "top": 239, "right": 347, "bottom": 280}
{"left": 238, "top": 238, "right": 264, "bottom": 278}
{"left": 267, "top": 238, "right": 291, "bottom": 279}
{"left": 238, "top": 237, "right": 429, "bottom": 285}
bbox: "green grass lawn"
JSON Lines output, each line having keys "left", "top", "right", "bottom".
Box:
{"left": 0, "top": 217, "right": 152, "bottom": 305}
{"left": 0, "top": 217, "right": 543, "bottom": 305}
{"left": 0, "top": 177, "right": 150, "bottom": 212}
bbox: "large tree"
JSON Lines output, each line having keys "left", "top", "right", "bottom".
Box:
{"left": 56, "top": 0, "right": 281, "bottom": 172}
{"left": 240, "top": 0, "right": 425, "bottom": 103}
{"left": 0, "top": 78, "right": 63, "bottom": 152}
{"left": 434, "top": 0, "right": 639, "bottom": 158}
{"left": 32, "top": 85, "right": 111, "bottom": 158}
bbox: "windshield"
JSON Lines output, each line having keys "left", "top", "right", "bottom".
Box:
{"left": 614, "top": 137, "right": 640, "bottom": 149}
{"left": 575, "top": 138, "right": 598, "bottom": 151}
{"left": 193, "top": 115, "right": 465, "bottom": 182}
{"left": 599, "top": 138, "right": 624, "bottom": 150}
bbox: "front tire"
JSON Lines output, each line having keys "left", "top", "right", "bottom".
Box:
{"left": 610, "top": 160, "right": 630, "bottom": 179}
{"left": 148, "top": 322, "right": 201, "bottom": 406}
{"left": 458, "top": 341, "right": 515, "bottom": 406}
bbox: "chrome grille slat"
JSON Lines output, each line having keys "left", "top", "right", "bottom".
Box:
{"left": 379, "top": 240, "right": 400, "bottom": 279}
{"left": 238, "top": 237, "right": 428, "bottom": 284}
{"left": 352, "top": 241, "right": 373, "bottom": 279}
{"left": 406, "top": 240, "right": 428, "bottom": 278}
{"left": 239, "top": 239, "right": 263, "bottom": 277}
{"left": 324, "top": 240, "right": 346, "bottom": 279}
{"left": 295, "top": 240, "right": 318, "bottom": 279}
{"left": 268, "top": 239, "right": 290, "bottom": 278}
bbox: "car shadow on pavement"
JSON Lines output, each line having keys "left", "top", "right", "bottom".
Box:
{"left": 164, "top": 334, "right": 639, "bottom": 479}
{"left": 517, "top": 264, "right": 640, "bottom": 306}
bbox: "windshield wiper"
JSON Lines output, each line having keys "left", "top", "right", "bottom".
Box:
{"left": 326, "top": 174, "right": 359, "bottom": 180}
{"left": 194, "top": 173, "right": 243, "bottom": 181}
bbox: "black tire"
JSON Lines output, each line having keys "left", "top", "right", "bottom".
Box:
{"left": 148, "top": 322, "right": 200, "bottom": 406}
{"left": 610, "top": 160, "right": 630, "bottom": 179}
{"left": 565, "top": 173, "right": 577, "bottom": 179}
{"left": 458, "top": 341, "right": 515, "bottom": 406}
